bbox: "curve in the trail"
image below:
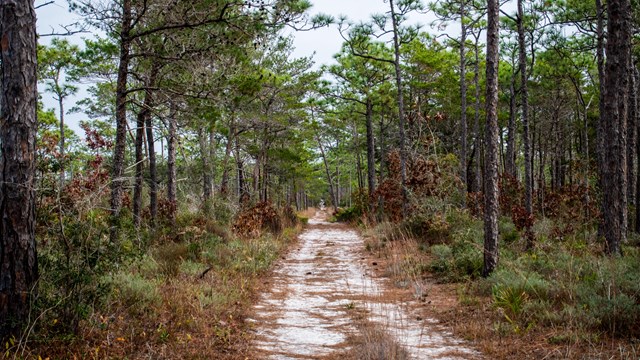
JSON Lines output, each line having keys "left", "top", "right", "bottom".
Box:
{"left": 247, "top": 212, "right": 480, "bottom": 359}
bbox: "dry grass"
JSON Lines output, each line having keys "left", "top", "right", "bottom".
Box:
{"left": 362, "top": 221, "right": 640, "bottom": 360}
{"left": 12, "top": 220, "right": 303, "bottom": 360}
{"left": 353, "top": 324, "right": 411, "bottom": 360}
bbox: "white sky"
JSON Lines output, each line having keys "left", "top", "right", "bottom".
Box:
{"left": 34, "top": 0, "right": 492, "bottom": 133}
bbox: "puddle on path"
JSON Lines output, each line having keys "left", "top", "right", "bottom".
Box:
{"left": 247, "top": 212, "right": 481, "bottom": 359}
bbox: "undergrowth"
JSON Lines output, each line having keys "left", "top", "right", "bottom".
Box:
{"left": 7, "top": 197, "right": 304, "bottom": 359}
{"left": 354, "top": 152, "right": 640, "bottom": 358}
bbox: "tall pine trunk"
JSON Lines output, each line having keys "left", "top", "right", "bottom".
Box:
{"left": 601, "top": 0, "right": 631, "bottom": 255}
{"left": 505, "top": 71, "right": 517, "bottom": 177}
{"left": 133, "top": 65, "right": 158, "bottom": 227}
{"left": 366, "top": 98, "right": 376, "bottom": 207}
{"left": 517, "top": 0, "right": 533, "bottom": 247}
{"left": 110, "top": 0, "right": 132, "bottom": 241}
{"left": 167, "top": 105, "right": 177, "bottom": 223}
{"left": 459, "top": 1, "right": 468, "bottom": 202}
{"left": 389, "top": 0, "right": 408, "bottom": 218}
{"left": 483, "top": 0, "right": 501, "bottom": 277}
{"left": 145, "top": 112, "right": 158, "bottom": 225}
{"left": 473, "top": 34, "right": 482, "bottom": 194}
{"left": 0, "top": 0, "right": 38, "bottom": 337}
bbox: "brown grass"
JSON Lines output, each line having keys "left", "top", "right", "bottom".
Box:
{"left": 361, "top": 224, "right": 640, "bottom": 360}
{"left": 11, "top": 219, "right": 304, "bottom": 360}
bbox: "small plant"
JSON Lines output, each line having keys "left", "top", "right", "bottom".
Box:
{"left": 154, "top": 243, "right": 188, "bottom": 278}
{"left": 493, "top": 285, "right": 528, "bottom": 323}
{"left": 106, "top": 272, "right": 161, "bottom": 314}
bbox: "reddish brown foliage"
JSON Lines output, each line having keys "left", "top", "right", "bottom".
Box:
{"left": 499, "top": 173, "right": 523, "bottom": 215}
{"left": 539, "top": 184, "right": 599, "bottom": 239}
{"left": 232, "top": 201, "right": 282, "bottom": 238}
{"left": 511, "top": 205, "right": 534, "bottom": 232}
{"left": 374, "top": 150, "right": 448, "bottom": 222}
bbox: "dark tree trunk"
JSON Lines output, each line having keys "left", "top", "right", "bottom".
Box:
{"left": 235, "top": 133, "right": 247, "bottom": 205}
{"left": 317, "top": 137, "right": 338, "bottom": 208}
{"left": 58, "top": 93, "right": 65, "bottom": 186}
{"left": 199, "top": 128, "right": 212, "bottom": 202}
{"left": 505, "top": 71, "right": 517, "bottom": 177}
{"left": 133, "top": 65, "right": 158, "bottom": 227}
{"left": 110, "top": 0, "right": 132, "bottom": 241}
{"left": 517, "top": 0, "right": 533, "bottom": 247}
{"left": 460, "top": 1, "right": 468, "bottom": 202}
{"left": 220, "top": 128, "right": 234, "bottom": 197}
{"left": 601, "top": 0, "right": 631, "bottom": 256}
{"left": 209, "top": 127, "right": 216, "bottom": 197}
{"left": 379, "top": 113, "right": 387, "bottom": 184}
{"left": 627, "top": 59, "right": 637, "bottom": 207}
{"left": 483, "top": 0, "right": 500, "bottom": 277}
{"left": 353, "top": 123, "right": 364, "bottom": 190}
{"left": 596, "top": 0, "right": 606, "bottom": 240}
{"left": 145, "top": 114, "right": 157, "bottom": 225}
{"left": 0, "top": 0, "right": 38, "bottom": 338}
{"left": 366, "top": 98, "right": 376, "bottom": 202}
{"left": 167, "top": 106, "right": 177, "bottom": 222}
{"left": 389, "top": 0, "right": 408, "bottom": 218}
{"left": 634, "top": 66, "right": 640, "bottom": 233}
{"left": 473, "top": 33, "right": 482, "bottom": 194}
{"left": 133, "top": 108, "right": 144, "bottom": 227}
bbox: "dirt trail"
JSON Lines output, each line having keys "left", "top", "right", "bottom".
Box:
{"left": 247, "top": 212, "right": 481, "bottom": 359}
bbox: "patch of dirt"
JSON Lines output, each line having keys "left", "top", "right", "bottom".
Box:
{"left": 246, "top": 212, "right": 481, "bottom": 359}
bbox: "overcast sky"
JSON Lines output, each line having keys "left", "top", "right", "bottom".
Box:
{"left": 34, "top": 0, "right": 473, "bottom": 133}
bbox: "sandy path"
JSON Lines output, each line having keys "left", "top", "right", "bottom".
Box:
{"left": 247, "top": 212, "right": 481, "bottom": 359}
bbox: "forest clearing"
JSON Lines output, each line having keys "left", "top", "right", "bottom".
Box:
{"left": 1, "top": 0, "right": 640, "bottom": 359}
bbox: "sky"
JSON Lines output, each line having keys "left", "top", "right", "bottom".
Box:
{"left": 33, "top": 0, "right": 467, "bottom": 134}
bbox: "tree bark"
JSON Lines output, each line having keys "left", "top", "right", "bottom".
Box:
{"left": 634, "top": 66, "right": 640, "bottom": 233}
{"left": 517, "top": 0, "right": 533, "bottom": 247}
{"left": 167, "top": 105, "right": 177, "bottom": 222}
{"left": 366, "top": 97, "right": 376, "bottom": 202}
{"left": 220, "top": 127, "right": 234, "bottom": 197}
{"left": 473, "top": 33, "right": 482, "bottom": 194}
{"left": 0, "top": 0, "right": 38, "bottom": 337}
{"left": 317, "top": 137, "right": 338, "bottom": 208}
{"left": 459, "top": 1, "right": 468, "bottom": 202}
{"left": 482, "top": 0, "right": 500, "bottom": 277}
{"left": 199, "top": 128, "right": 212, "bottom": 202}
{"left": 627, "top": 58, "right": 637, "bottom": 208}
{"left": 505, "top": 71, "right": 517, "bottom": 178}
{"left": 133, "top": 107, "right": 144, "bottom": 227}
{"left": 235, "top": 132, "right": 247, "bottom": 205}
{"left": 57, "top": 91, "right": 65, "bottom": 186}
{"left": 133, "top": 65, "right": 158, "bottom": 227}
{"left": 389, "top": 0, "right": 409, "bottom": 218}
{"left": 110, "top": 0, "right": 132, "bottom": 241}
{"left": 601, "top": 0, "right": 631, "bottom": 256}
{"left": 145, "top": 113, "right": 157, "bottom": 225}
{"left": 595, "top": 0, "right": 606, "bottom": 240}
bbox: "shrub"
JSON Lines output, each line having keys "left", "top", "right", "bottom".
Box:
{"left": 105, "top": 272, "right": 161, "bottom": 314}
{"left": 232, "top": 201, "right": 282, "bottom": 237}
{"left": 576, "top": 257, "right": 640, "bottom": 337}
{"left": 334, "top": 206, "right": 361, "bottom": 222}
{"left": 430, "top": 240, "right": 482, "bottom": 282}
{"left": 154, "top": 243, "right": 188, "bottom": 278}
{"left": 489, "top": 269, "right": 551, "bottom": 303}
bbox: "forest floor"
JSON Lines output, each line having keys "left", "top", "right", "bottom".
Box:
{"left": 245, "top": 211, "right": 481, "bottom": 359}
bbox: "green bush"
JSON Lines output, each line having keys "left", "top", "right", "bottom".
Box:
{"left": 576, "top": 257, "right": 640, "bottom": 337}
{"left": 499, "top": 217, "right": 520, "bottom": 244}
{"left": 334, "top": 206, "right": 361, "bottom": 222}
{"left": 105, "top": 272, "right": 161, "bottom": 314}
{"left": 36, "top": 208, "right": 137, "bottom": 333}
{"left": 154, "top": 243, "right": 188, "bottom": 278}
{"left": 489, "top": 268, "right": 551, "bottom": 302}
{"left": 429, "top": 238, "right": 482, "bottom": 282}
